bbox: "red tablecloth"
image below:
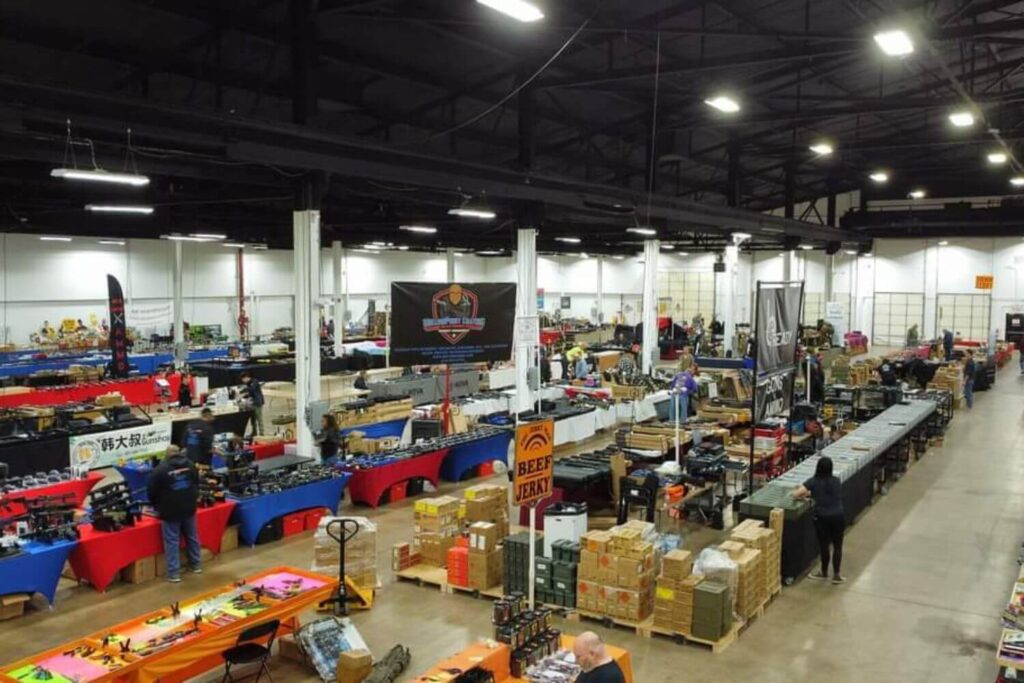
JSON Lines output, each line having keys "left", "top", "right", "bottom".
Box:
{"left": 250, "top": 440, "right": 288, "bottom": 461}
{"left": 343, "top": 448, "right": 449, "bottom": 508}
{"left": 69, "top": 501, "right": 236, "bottom": 592}
{"left": 4, "top": 472, "right": 104, "bottom": 516}
{"left": 0, "top": 376, "right": 181, "bottom": 409}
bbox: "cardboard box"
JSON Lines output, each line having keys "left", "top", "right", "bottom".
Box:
{"left": 337, "top": 649, "right": 373, "bottom": 683}
{"left": 221, "top": 525, "right": 239, "bottom": 553}
{"left": 418, "top": 533, "right": 457, "bottom": 567}
{"left": 469, "top": 522, "right": 500, "bottom": 552}
{"left": 617, "top": 557, "right": 642, "bottom": 587}
{"left": 0, "top": 594, "right": 30, "bottom": 621}
{"left": 469, "top": 548, "right": 503, "bottom": 590}
{"left": 278, "top": 633, "right": 306, "bottom": 665}
{"left": 662, "top": 549, "right": 693, "bottom": 582}
{"left": 121, "top": 556, "right": 157, "bottom": 584}
{"left": 581, "top": 530, "right": 612, "bottom": 554}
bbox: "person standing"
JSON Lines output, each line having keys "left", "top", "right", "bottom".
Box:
{"left": 146, "top": 445, "right": 201, "bottom": 583}
{"left": 183, "top": 407, "right": 216, "bottom": 467}
{"left": 177, "top": 372, "right": 193, "bottom": 408}
{"left": 942, "top": 328, "right": 955, "bottom": 361}
{"left": 316, "top": 413, "right": 342, "bottom": 466}
{"left": 963, "top": 349, "right": 977, "bottom": 410}
{"left": 792, "top": 456, "right": 846, "bottom": 584}
{"left": 669, "top": 370, "right": 697, "bottom": 424}
{"left": 240, "top": 371, "right": 265, "bottom": 436}
{"left": 572, "top": 632, "right": 625, "bottom": 683}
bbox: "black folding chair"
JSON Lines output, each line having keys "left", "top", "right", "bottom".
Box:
{"left": 221, "top": 618, "right": 280, "bottom": 683}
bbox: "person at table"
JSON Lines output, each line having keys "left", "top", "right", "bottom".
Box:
{"left": 354, "top": 370, "right": 369, "bottom": 391}
{"left": 177, "top": 372, "right": 193, "bottom": 408}
{"left": 791, "top": 456, "right": 846, "bottom": 584}
{"left": 239, "top": 371, "right": 265, "bottom": 436}
{"left": 572, "top": 632, "right": 625, "bottom": 683}
{"left": 942, "top": 328, "right": 955, "bottom": 360}
{"left": 183, "top": 407, "right": 216, "bottom": 467}
{"left": 146, "top": 445, "right": 201, "bottom": 583}
{"left": 316, "top": 413, "right": 342, "bottom": 466}
{"left": 876, "top": 360, "right": 898, "bottom": 387}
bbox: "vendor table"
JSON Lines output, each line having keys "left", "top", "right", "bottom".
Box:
{"left": 168, "top": 408, "right": 252, "bottom": 443}
{"left": 0, "top": 376, "right": 183, "bottom": 409}
{"left": 191, "top": 357, "right": 355, "bottom": 388}
{"left": 230, "top": 473, "right": 349, "bottom": 546}
{"left": 69, "top": 502, "right": 236, "bottom": 592}
{"left": 4, "top": 472, "right": 104, "bottom": 516}
{"left": 250, "top": 440, "right": 286, "bottom": 460}
{"left": 0, "top": 431, "right": 71, "bottom": 477}
{"left": 440, "top": 429, "right": 513, "bottom": 481}
{"left": 340, "top": 417, "right": 408, "bottom": 439}
{"left": 0, "top": 566, "right": 335, "bottom": 683}
{"left": 344, "top": 448, "right": 449, "bottom": 507}
{"left": 0, "top": 539, "right": 78, "bottom": 605}
{"left": 553, "top": 409, "right": 598, "bottom": 446}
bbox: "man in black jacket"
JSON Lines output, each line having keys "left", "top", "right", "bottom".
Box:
{"left": 240, "top": 371, "right": 265, "bottom": 436}
{"left": 146, "top": 445, "right": 201, "bottom": 583}
{"left": 183, "top": 407, "right": 216, "bottom": 466}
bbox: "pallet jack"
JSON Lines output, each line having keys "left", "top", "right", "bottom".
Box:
{"left": 318, "top": 519, "right": 374, "bottom": 615}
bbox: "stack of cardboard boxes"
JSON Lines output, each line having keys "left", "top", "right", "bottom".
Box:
{"left": 928, "top": 363, "right": 965, "bottom": 402}
{"left": 462, "top": 484, "right": 510, "bottom": 538}
{"left": 576, "top": 522, "right": 657, "bottom": 623}
{"left": 390, "top": 542, "right": 420, "bottom": 572}
{"left": 414, "top": 496, "right": 461, "bottom": 567}
{"left": 312, "top": 516, "right": 378, "bottom": 589}
{"left": 447, "top": 545, "right": 469, "bottom": 587}
{"left": 731, "top": 518, "right": 782, "bottom": 598}
{"left": 768, "top": 508, "right": 784, "bottom": 595}
{"left": 719, "top": 540, "right": 764, "bottom": 620}
{"left": 468, "top": 521, "right": 504, "bottom": 590}
{"left": 653, "top": 549, "right": 697, "bottom": 634}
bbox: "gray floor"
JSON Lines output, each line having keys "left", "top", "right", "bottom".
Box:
{"left": 3, "top": 365, "right": 1021, "bottom": 682}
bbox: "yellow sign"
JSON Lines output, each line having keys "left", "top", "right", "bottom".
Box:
{"left": 976, "top": 275, "right": 994, "bottom": 290}
{"left": 514, "top": 420, "right": 554, "bottom": 507}
{"left": 60, "top": 318, "right": 78, "bottom": 333}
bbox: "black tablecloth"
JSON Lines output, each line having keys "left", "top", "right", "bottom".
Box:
{"left": 0, "top": 432, "right": 71, "bottom": 477}
{"left": 192, "top": 357, "right": 380, "bottom": 388}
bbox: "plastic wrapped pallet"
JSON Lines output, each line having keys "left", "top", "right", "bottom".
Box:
{"left": 312, "top": 516, "right": 378, "bottom": 589}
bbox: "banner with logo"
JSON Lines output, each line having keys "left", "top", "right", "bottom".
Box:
{"left": 127, "top": 301, "right": 174, "bottom": 330}
{"left": 754, "top": 371, "right": 795, "bottom": 424}
{"left": 755, "top": 282, "right": 804, "bottom": 375}
{"left": 389, "top": 282, "right": 517, "bottom": 365}
{"left": 107, "top": 274, "right": 130, "bottom": 378}
{"left": 69, "top": 422, "right": 173, "bottom": 470}
{"left": 514, "top": 419, "right": 554, "bottom": 507}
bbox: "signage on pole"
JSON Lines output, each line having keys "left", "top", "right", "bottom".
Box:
{"left": 976, "top": 274, "right": 994, "bottom": 290}
{"left": 513, "top": 419, "right": 554, "bottom": 507}
{"left": 69, "top": 422, "right": 173, "bottom": 470}
{"left": 516, "top": 316, "right": 540, "bottom": 348}
{"left": 754, "top": 370, "right": 796, "bottom": 423}
{"left": 755, "top": 282, "right": 804, "bottom": 374}
{"left": 389, "top": 282, "right": 517, "bottom": 365}
{"left": 107, "top": 274, "right": 130, "bottom": 378}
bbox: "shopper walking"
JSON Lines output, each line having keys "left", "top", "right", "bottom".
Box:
{"left": 963, "top": 350, "right": 977, "bottom": 410}
{"left": 146, "top": 445, "right": 201, "bottom": 583}
{"left": 183, "top": 407, "right": 216, "bottom": 467}
{"left": 572, "top": 632, "right": 625, "bottom": 683}
{"left": 792, "top": 456, "right": 846, "bottom": 584}
{"left": 240, "top": 371, "right": 265, "bottom": 436}
{"left": 316, "top": 413, "right": 342, "bottom": 466}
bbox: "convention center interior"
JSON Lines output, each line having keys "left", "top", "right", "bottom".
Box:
{"left": 1, "top": 1, "right": 1024, "bottom": 682}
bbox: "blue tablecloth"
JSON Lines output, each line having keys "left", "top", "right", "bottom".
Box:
{"left": 340, "top": 418, "right": 408, "bottom": 439}
{"left": 0, "top": 347, "right": 229, "bottom": 378}
{"left": 117, "top": 455, "right": 227, "bottom": 503}
{"left": 0, "top": 539, "right": 78, "bottom": 605}
{"left": 440, "top": 431, "right": 513, "bottom": 482}
{"left": 229, "top": 474, "right": 350, "bottom": 546}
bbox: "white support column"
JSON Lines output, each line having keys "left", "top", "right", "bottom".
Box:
{"left": 783, "top": 250, "right": 793, "bottom": 281}
{"left": 641, "top": 239, "right": 659, "bottom": 374}
{"left": 446, "top": 248, "right": 456, "bottom": 282}
{"left": 596, "top": 256, "right": 604, "bottom": 324}
{"left": 722, "top": 245, "right": 738, "bottom": 356}
{"left": 824, "top": 253, "right": 835, "bottom": 303}
{"left": 173, "top": 240, "right": 186, "bottom": 364}
{"left": 332, "top": 240, "right": 345, "bottom": 358}
{"left": 294, "top": 210, "right": 322, "bottom": 456}
{"left": 515, "top": 229, "right": 539, "bottom": 414}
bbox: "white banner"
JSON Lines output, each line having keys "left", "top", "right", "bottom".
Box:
{"left": 127, "top": 301, "right": 174, "bottom": 329}
{"left": 69, "top": 422, "right": 173, "bottom": 469}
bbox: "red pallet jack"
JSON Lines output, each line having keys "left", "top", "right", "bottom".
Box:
{"left": 318, "top": 519, "right": 374, "bottom": 615}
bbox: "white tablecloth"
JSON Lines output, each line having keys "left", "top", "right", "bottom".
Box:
{"left": 631, "top": 390, "right": 671, "bottom": 422}
{"left": 487, "top": 367, "right": 516, "bottom": 390}
{"left": 553, "top": 410, "right": 598, "bottom": 446}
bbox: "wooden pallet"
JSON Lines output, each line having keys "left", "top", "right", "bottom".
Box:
{"left": 395, "top": 564, "right": 449, "bottom": 591}
{"left": 637, "top": 617, "right": 739, "bottom": 653}
{"left": 574, "top": 609, "right": 651, "bottom": 637}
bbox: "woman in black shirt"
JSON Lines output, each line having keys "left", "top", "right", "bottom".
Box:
{"left": 317, "top": 414, "right": 342, "bottom": 466}
{"left": 793, "top": 456, "right": 846, "bottom": 584}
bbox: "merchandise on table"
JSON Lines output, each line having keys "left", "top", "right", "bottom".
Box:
{"left": 524, "top": 649, "right": 580, "bottom": 683}
{"left": 491, "top": 592, "right": 560, "bottom": 678}
{"left": 0, "top": 465, "right": 90, "bottom": 494}
{"left": 343, "top": 426, "right": 508, "bottom": 470}
{"left": 225, "top": 463, "right": 341, "bottom": 498}
{"left": 88, "top": 481, "right": 143, "bottom": 532}
{"left": 0, "top": 490, "right": 79, "bottom": 552}
{"left": 312, "top": 516, "right": 378, "bottom": 589}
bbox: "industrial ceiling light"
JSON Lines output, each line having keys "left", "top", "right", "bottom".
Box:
{"left": 908, "top": 189, "right": 926, "bottom": 199}
{"left": 477, "top": 250, "right": 504, "bottom": 255}
{"left": 85, "top": 204, "right": 153, "bottom": 214}
{"left": 809, "top": 142, "right": 834, "bottom": 156}
{"left": 39, "top": 236, "right": 72, "bottom": 242}
{"left": 192, "top": 233, "right": 226, "bottom": 240}
{"left": 938, "top": 240, "right": 949, "bottom": 246}
{"left": 843, "top": 249, "right": 857, "bottom": 255}
{"left": 732, "top": 232, "right": 752, "bottom": 241}
{"left": 476, "top": 0, "right": 544, "bottom": 22}
{"left": 163, "top": 235, "right": 215, "bottom": 242}
{"left": 627, "top": 227, "right": 657, "bottom": 236}
{"left": 704, "top": 95, "right": 740, "bottom": 113}
{"left": 400, "top": 225, "right": 438, "bottom": 234}
{"left": 364, "top": 243, "right": 385, "bottom": 250}
{"left": 223, "top": 243, "right": 246, "bottom": 248}
{"left": 448, "top": 208, "right": 496, "bottom": 219}
{"left": 661, "top": 244, "right": 675, "bottom": 250}
{"left": 988, "top": 152, "right": 1008, "bottom": 165}
{"left": 579, "top": 252, "right": 589, "bottom": 259}
{"left": 948, "top": 111, "right": 975, "bottom": 127}
{"left": 798, "top": 244, "right": 814, "bottom": 250}
{"left": 453, "top": 252, "right": 465, "bottom": 257}
{"left": 555, "top": 236, "right": 581, "bottom": 243}
{"left": 51, "top": 168, "right": 150, "bottom": 186}
{"left": 873, "top": 29, "right": 914, "bottom": 56}
{"left": 397, "top": 245, "right": 410, "bottom": 251}
{"left": 613, "top": 255, "right": 625, "bottom": 260}
{"left": 98, "top": 240, "right": 125, "bottom": 246}
{"left": 1011, "top": 177, "right": 1024, "bottom": 187}
{"left": 869, "top": 171, "right": 889, "bottom": 183}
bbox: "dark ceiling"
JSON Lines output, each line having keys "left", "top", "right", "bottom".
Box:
{"left": 1, "top": 0, "right": 1024, "bottom": 253}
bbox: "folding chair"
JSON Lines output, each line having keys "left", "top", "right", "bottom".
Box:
{"left": 221, "top": 618, "right": 281, "bottom": 683}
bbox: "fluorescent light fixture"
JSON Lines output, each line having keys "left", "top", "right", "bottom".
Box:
{"left": 400, "top": 225, "right": 437, "bottom": 234}
{"left": 448, "top": 208, "right": 496, "bottom": 219}
{"left": 85, "top": 204, "right": 153, "bottom": 214}
{"left": 809, "top": 142, "right": 833, "bottom": 156}
{"left": 50, "top": 168, "right": 150, "bottom": 186}
{"left": 192, "top": 233, "right": 226, "bottom": 240}
{"left": 164, "top": 235, "right": 215, "bottom": 242}
{"left": 352, "top": 249, "right": 371, "bottom": 253}
{"left": 869, "top": 171, "right": 889, "bottom": 183}
{"left": 778, "top": 252, "right": 787, "bottom": 257}
{"left": 938, "top": 240, "right": 949, "bottom": 246}
{"left": 732, "top": 232, "right": 752, "bottom": 241}
{"left": 661, "top": 244, "right": 675, "bottom": 250}
{"left": 843, "top": 249, "right": 858, "bottom": 255}
{"left": 476, "top": 0, "right": 543, "bottom": 22}
{"left": 627, "top": 227, "right": 657, "bottom": 236}
{"left": 251, "top": 244, "right": 268, "bottom": 251}
{"left": 477, "top": 250, "right": 503, "bottom": 255}
{"left": 364, "top": 244, "right": 385, "bottom": 250}
{"left": 613, "top": 255, "right": 625, "bottom": 260}
{"left": 398, "top": 245, "right": 410, "bottom": 251}
{"left": 98, "top": 240, "right": 125, "bottom": 246}
{"left": 453, "top": 252, "right": 465, "bottom": 257}
{"left": 579, "top": 252, "right": 589, "bottom": 259}
{"left": 874, "top": 29, "right": 914, "bottom": 56}
{"left": 988, "top": 152, "right": 1008, "bottom": 165}
{"left": 908, "top": 189, "right": 926, "bottom": 199}
{"left": 1012, "top": 177, "right": 1024, "bottom": 187}
{"left": 704, "top": 95, "right": 740, "bottom": 113}
{"left": 555, "top": 236, "right": 581, "bottom": 243}
{"left": 676, "top": 252, "right": 689, "bottom": 256}
{"left": 798, "top": 244, "right": 814, "bottom": 250}
{"left": 223, "top": 243, "right": 246, "bottom": 248}
{"left": 948, "top": 111, "right": 975, "bottom": 127}
{"left": 39, "top": 236, "right": 72, "bottom": 242}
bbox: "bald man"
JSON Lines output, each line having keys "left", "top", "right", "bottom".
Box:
{"left": 572, "top": 632, "right": 625, "bottom": 683}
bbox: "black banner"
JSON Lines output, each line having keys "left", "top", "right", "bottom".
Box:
{"left": 754, "top": 371, "right": 795, "bottom": 424}
{"left": 755, "top": 282, "right": 804, "bottom": 375}
{"left": 390, "top": 282, "right": 517, "bottom": 365}
{"left": 107, "top": 274, "right": 130, "bottom": 378}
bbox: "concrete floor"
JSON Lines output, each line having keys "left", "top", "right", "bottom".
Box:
{"left": 4, "top": 365, "right": 1022, "bottom": 682}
